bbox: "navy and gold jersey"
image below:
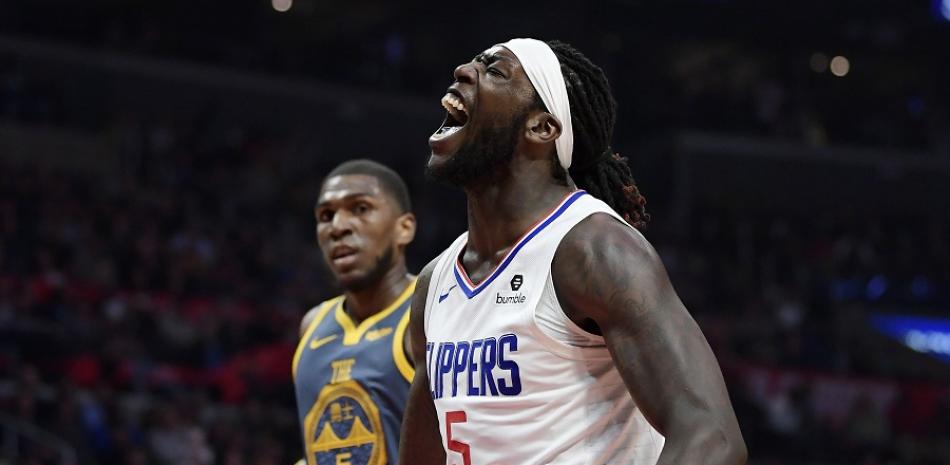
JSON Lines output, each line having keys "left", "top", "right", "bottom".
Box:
{"left": 292, "top": 280, "right": 415, "bottom": 465}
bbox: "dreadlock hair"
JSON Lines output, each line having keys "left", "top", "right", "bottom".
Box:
{"left": 545, "top": 40, "right": 650, "bottom": 230}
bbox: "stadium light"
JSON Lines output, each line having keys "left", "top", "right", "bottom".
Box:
{"left": 830, "top": 56, "right": 850, "bottom": 77}
{"left": 272, "top": 0, "right": 292, "bottom": 12}
{"left": 872, "top": 314, "right": 950, "bottom": 363}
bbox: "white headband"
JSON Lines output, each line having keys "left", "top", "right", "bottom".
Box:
{"left": 502, "top": 38, "right": 574, "bottom": 170}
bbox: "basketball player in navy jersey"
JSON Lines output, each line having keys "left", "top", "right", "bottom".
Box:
{"left": 294, "top": 159, "right": 417, "bottom": 465}
{"left": 399, "top": 40, "right": 746, "bottom": 464}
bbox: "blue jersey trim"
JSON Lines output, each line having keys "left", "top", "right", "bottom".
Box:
{"left": 454, "top": 190, "right": 587, "bottom": 299}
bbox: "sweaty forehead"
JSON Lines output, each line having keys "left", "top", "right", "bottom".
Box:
{"left": 485, "top": 45, "right": 519, "bottom": 65}
{"left": 318, "top": 174, "right": 382, "bottom": 204}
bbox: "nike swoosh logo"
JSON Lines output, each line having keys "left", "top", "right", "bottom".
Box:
{"left": 309, "top": 334, "right": 337, "bottom": 350}
{"left": 438, "top": 285, "right": 457, "bottom": 303}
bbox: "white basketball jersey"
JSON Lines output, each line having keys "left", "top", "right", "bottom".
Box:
{"left": 423, "top": 190, "right": 664, "bottom": 465}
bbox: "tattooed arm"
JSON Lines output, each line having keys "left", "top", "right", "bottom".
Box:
{"left": 398, "top": 256, "right": 447, "bottom": 465}
{"left": 552, "top": 213, "right": 747, "bottom": 465}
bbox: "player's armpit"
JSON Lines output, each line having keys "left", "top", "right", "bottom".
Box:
{"left": 299, "top": 306, "right": 321, "bottom": 338}
{"left": 398, "top": 256, "right": 446, "bottom": 465}
{"left": 402, "top": 311, "right": 414, "bottom": 367}
{"left": 552, "top": 213, "right": 747, "bottom": 465}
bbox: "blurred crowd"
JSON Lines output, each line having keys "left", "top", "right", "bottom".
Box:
{"left": 0, "top": 150, "right": 315, "bottom": 465}
{"left": 1, "top": 120, "right": 948, "bottom": 465}
{"left": 655, "top": 207, "right": 950, "bottom": 464}
{"left": 661, "top": 206, "right": 950, "bottom": 375}
{"left": 2, "top": 7, "right": 950, "bottom": 462}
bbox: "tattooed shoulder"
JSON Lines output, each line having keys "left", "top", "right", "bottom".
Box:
{"left": 552, "top": 212, "right": 663, "bottom": 327}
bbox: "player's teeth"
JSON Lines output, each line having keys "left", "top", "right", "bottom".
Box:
{"left": 440, "top": 94, "right": 467, "bottom": 118}
{"left": 442, "top": 96, "right": 461, "bottom": 112}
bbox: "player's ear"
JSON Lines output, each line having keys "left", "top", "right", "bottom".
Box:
{"left": 525, "top": 111, "right": 562, "bottom": 145}
{"left": 394, "top": 212, "right": 416, "bottom": 248}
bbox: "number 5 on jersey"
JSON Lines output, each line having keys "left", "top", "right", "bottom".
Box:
{"left": 445, "top": 411, "right": 471, "bottom": 465}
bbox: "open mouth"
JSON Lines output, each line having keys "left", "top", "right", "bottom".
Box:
{"left": 431, "top": 91, "right": 469, "bottom": 140}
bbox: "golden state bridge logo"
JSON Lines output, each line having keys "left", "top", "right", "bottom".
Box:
{"left": 304, "top": 380, "right": 385, "bottom": 465}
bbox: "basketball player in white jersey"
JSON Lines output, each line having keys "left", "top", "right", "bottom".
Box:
{"left": 398, "top": 39, "right": 746, "bottom": 465}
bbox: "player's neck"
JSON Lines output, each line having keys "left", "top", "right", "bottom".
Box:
{"left": 343, "top": 262, "right": 413, "bottom": 324}
{"left": 463, "top": 163, "right": 572, "bottom": 260}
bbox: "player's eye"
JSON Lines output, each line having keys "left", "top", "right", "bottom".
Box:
{"left": 354, "top": 202, "right": 371, "bottom": 215}
{"left": 316, "top": 210, "right": 333, "bottom": 223}
{"left": 488, "top": 67, "right": 504, "bottom": 77}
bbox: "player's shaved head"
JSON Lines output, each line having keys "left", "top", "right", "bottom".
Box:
{"left": 325, "top": 159, "right": 412, "bottom": 213}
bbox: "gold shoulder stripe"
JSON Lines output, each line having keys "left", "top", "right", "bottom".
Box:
{"left": 392, "top": 304, "right": 414, "bottom": 382}
{"left": 292, "top": 296, "right": 342, "bottom": 380}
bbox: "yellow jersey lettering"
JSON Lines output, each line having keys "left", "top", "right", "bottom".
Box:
{"left": 330, "top": 359, "right": 356, "bottom": 384}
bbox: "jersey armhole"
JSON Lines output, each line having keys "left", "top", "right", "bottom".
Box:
{"left": 528, "top": 204, "right": 630, "bottom": 361}
{"left": 292, "top": 297, "right": 341, "bottom": 379}
{"left": 391, "top": 307, "right": 414, "bottom": 383}
{"left": 527, "top": 270, "right": 613, "bottom": 361}
{"left": 424, "top": 239, "right": 463, "bottom": 341}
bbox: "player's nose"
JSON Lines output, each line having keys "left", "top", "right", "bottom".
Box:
{"left": 328, "top": 210, "right": 354, "bottom": 239}
{"left": 454, "top": 62, "right": 476, "bottom": 85}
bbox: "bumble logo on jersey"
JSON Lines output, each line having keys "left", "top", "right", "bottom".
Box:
{"left": 303, "top": 379, "right": 386, "bottom": 465}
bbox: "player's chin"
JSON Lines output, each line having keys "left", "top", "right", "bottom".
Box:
{"left": 427, "top": 142, "right": 463, "bottom": 175}
{"left": 333, "top": 269, "right": 367, "bottom": 290}
{"left": 426, "top": 151, "right": 452, "bottom": 173}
